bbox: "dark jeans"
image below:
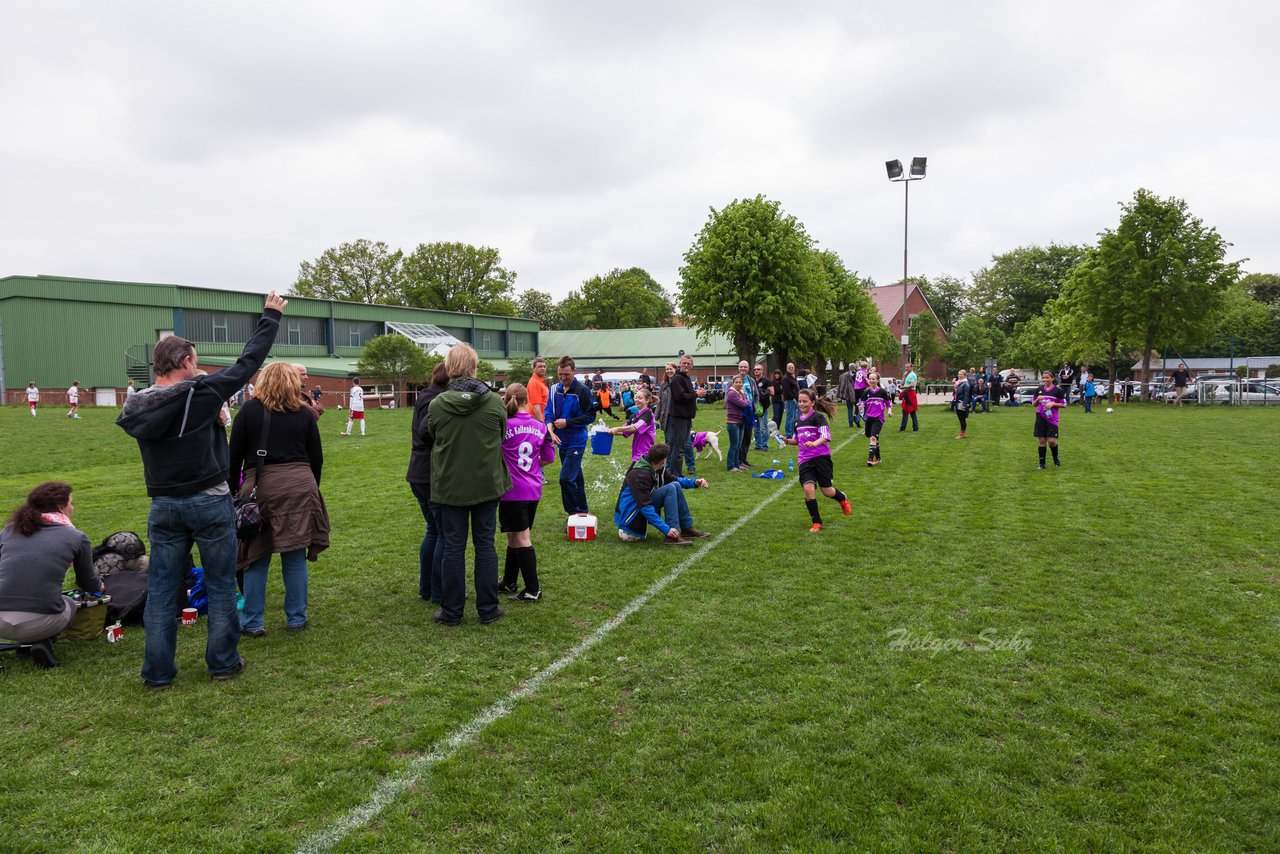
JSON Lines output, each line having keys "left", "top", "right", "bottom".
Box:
{"left": 956, "top": 408, "right": 968, "bottom": 432}
{"left": 772, "top": 401, "right": 784, "bottom": 434}
{"left": 899, "top": 409, "right": 918, "bottom": 431}
{"left": 142, "top": 491, "right": 240, "bottom": 685}
{"left": 410, "top": 481, "right": 444, "bottom": 603}
{"left": 667, "top": 416, "right": 692, "bottom": 477}
{"left": 1084, "top": 395, "right": 1093, "bottom": 412}
{"left": 558, "top": 445, "right": 588, "bottom": 514}
{"left": 438, "top": 499, "right": 500, "bottom": 623}
{"left": 726, "top": 422, "right": 741, "bottom": 469}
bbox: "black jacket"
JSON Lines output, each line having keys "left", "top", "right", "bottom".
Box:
{"left": 116, "top": 309, "right": 281, "bottom": 497}
{"left": 227, "top": 399, "right": 324, "bottom": 494}
{"left": 669, "top": 371, "right": 697, "bottom": 419}
{"left": 406, "top": 383, "right": 446, "bottom": 484}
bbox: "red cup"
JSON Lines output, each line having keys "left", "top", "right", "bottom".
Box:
{"left": 181, "top": 608, "right": 198, "bottom": 626}
{"left": 105, "top": 622, "right": 124, "bottom": 643}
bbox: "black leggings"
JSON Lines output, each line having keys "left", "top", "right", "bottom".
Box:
{"left": 956, "top": 408, "right": 968, "bottom": 432}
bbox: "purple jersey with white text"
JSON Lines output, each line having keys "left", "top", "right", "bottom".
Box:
{"left": 629, "top": 407, "right": 656, "bottom": 461}
{"left": 794, "top": 411, "right": 831, "bottom": 465}
{"left": 1033, "top": 385, "right": 1066, "bottom": 426}
{"left": 501, "top": 412, "right": 556, "bottom": 501}
{"left": 862, "top": 387, "right": 892, "bottom": 421}
{"left": 854, "top": 369, "right": 868, "bottom": 390}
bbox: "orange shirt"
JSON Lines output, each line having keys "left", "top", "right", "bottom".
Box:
{"left": 599, "top": 387, "right": 611, "bottom": 408}
{"left": 527, "top": 372, "right": 549, "bottom": 420}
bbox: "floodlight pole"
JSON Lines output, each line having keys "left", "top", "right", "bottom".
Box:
{"left": 887, "top": 158, "right": 926, "bottom": 377}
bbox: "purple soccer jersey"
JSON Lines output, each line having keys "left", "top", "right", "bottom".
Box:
{"left": 794, "top": 411, "right": 831, "bottom": 464}
{"left": 629, "top": 407, "right": 656, "bottom": 461}
{"left": 854, "top": 369, "right": 868, "bottom": 390}
{"left": 1034, "top": 385, "right": 1066, "bottom": 426}
{"left": 862, "top": 388, "right": 892, "bottom": 421}
{"left": 501, "top": 412, "right": 557, "bottom": 501}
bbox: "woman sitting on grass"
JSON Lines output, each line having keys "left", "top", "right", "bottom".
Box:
{"left": 0, "top": 481, "right": 101, "bottom": 668}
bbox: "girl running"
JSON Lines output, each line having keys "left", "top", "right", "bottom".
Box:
{"left": 1032, "top": 370, "right": 1066, "bottom": 469}
{"left": 860, "top": 371, "right": 893, "bottom": 466}
{"left": 786, "top": 388, "right": 852, "bottom": 532}
{"left": 498, "top": 383, "right": 557, "bottom": 601}
{"left": 608, "top": 388, "right": 657, "bottom": 462}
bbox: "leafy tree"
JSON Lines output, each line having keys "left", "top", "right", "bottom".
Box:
{"left": 1055, "top": 248, "right": 1139, "bottom": 393}
{"left": 1240, "top": 272, "right": 1280, "bottom": 305}
{"left": 1191, "top": 282, "right": 1280, "bottom": 358}
{"left": 1089, "top": 188, "right": 1241, "bottom": 398}
{"left": 1005, "top": 312, "right": 1062, "bottom": 374}
{"left": 355, "top": 334, "right": 430, "bottom": 398}
{"left": 516, "top": 289, "right": 563, "bottom": 329}
{"left": 907, "top": 310, "right": 946, "bottom": 369}
{"left": 916, "top": 275, "right": 970, "bottom": 331}
{"left": 943, "top": 315, "right": 1011, "bottom": 373}
{"left": 505, "top": 355, "right": 534, "bottom": 383}
{"left": 476, "top": 360, "right": 496, "bottom": 382}
{"left": 560, "top": 267, "right": 674, "bottom": 330}
{"left": 403, "top": 242, "right": 518, "bottom": 316}
{"left": 807, "top": 251, "right": 890, "bottom": 380}
{"left": 291, "top": 239, "right": 405, "bottom": 304}
{"left": 679, "top": 195, "right": 829, "bottom": 367}
{"left": 970, "top": 244, "right": 1087, "bottom": 333}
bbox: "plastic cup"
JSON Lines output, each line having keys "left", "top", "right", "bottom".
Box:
{"left": 181, "top": 608, "right": 198, "bottom": 626}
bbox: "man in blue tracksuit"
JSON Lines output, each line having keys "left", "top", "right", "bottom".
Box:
{"left": 546, "top": 355, "right": 595, "bottom": 514}
{"left": 614, "top": 444, "right": 710, "bottom": 545}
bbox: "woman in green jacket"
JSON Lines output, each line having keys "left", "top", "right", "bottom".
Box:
{"left": 427, "top": 344, "right": 511, "bottom": 627}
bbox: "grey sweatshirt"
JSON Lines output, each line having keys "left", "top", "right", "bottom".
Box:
{"left": 0, "top": 523, "right": 98, "bottom": 614}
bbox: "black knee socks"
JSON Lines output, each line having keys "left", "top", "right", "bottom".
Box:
{"left": 831, "top": 489, "right": 847, "bottom": 503}
{"left": 1038, "top": 446, "right": 1046, "bottom": 465}
{"left": 519, "top": 547, "right": 539, "bottom": 593}
{"left": 1050, "top": 444, "right": 1059, "bottom": 464}
{"left": 503, "top": 548, "right": 519, "bottom": 588}
{"left": 805, "top": 499, "right": 821, "bottom": 524}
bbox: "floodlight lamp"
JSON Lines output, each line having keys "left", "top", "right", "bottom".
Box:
{"left": 885, "top": 159, "right": 903, "bottom": 180}
{"left": 910, "top": 156, "right": 927, "bottom": 177}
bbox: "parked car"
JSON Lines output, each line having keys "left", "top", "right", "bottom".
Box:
{"left": 1197, "top": 379, "right": 1280, "bottom": 405}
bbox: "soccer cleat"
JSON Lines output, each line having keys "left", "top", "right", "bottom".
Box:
{"left": 339, "top": 432, "right": 350, "bottom": 436}
{"left": 1054, "top": 459, "right": 1061, "bottom": 467}
{"left": 808, "top": 523, "right": 823, "bottom": 534}
{"left": 510, "top": 589, "right": 542, "bottom": 602}
{"left": 840, "top": 499, "right": 852, "bottom": 516}
{"left": 1037, "top": 463, "right": 1046, "bottom": 470}
{"left": 497, "top": 580, "right": 518, "bottom": 594}
{"left": 867, "top": 459, "right": 874, "bottom": 467}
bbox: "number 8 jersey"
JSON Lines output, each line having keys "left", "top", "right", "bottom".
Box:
{"left": 501, "top": 411, "right": 558, "bottom": 501}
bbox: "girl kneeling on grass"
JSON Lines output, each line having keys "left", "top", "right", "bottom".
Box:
{"left": 1032, "top": 371, "right": 1066, "bottom": 470}
{"left": 608, "top": 388, "right": 656, "bottom": 461}
{"left": 861, "top": 371, "right": 893, "bottom": 467}
{"left": 786, "top": 388, "right": 852, "bottom": 533}
{"left": 498, "top": 383, "right": 557, "bottom": 602}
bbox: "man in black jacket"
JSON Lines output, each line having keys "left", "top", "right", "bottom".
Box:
{"left": 117, "top": 291, "right": 287, "bottom": 689}
{"left": 666, "top": 355, "right": 698, "bottom": 476}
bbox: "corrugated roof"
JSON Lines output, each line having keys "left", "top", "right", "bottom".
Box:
{"left": 199, "top": 354, "right": 517, "bottom": 377}
{"left": 537, "top": 327, "right": 756, "bottom": 363}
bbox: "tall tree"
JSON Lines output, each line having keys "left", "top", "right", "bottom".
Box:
{"left": 679, "top": 195, "right": 829, "bottom": 367}
{"left": 1240, "top": 272, "right": 1280, "bottom": 306}
{"left": 810, "top": 250, "right": 892, "bottom": 380}
{"left": 354, "top": 334, "right": 430, "bottom": 399}
{"left": 943, "top": 315, "right": 1011, "bottom": 373}
{"left": 1055, "top": 248, "right": 1138, "bottom": 393}
{"left": 291, "top": 239, "right": 405, "bottom": 304}
{"left": 505, "top": 355, "right": 534, "bottom": 383}
{"left": 516, "top": 289, "right": 564, "bottom": 329}
{"left": 907, "top": 310, "right": 946, "bottom": 373}
{"left": 916, "top": 274, "right": 970, "bottom": 331}
{"left": 560, "top": 267, "right": 674, "bottom": 330}
{"left": 1090, "top": 188, "right": 1241, "bottom": 398}
{"left": 403, "top": 242, "right": 518, "bottom": 316}
{"left": 970, "top": 244, "right": 1086, "bottom": 333}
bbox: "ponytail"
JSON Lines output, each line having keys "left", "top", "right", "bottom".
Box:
{"left": 800, "top": 388, "right": 835, "bottom": 419}
{"left": 503, "top": 382, "right": 529, "bottom": 417}
{"left": 7, "top": 481, "right": 72, "bottom": 536}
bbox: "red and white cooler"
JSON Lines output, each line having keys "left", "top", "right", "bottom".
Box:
{"left": 567, "top": 513, "right": 597, "bottom": 542}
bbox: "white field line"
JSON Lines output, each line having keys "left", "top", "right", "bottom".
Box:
{"left": 296, "top": 436, "right": 856, "bottom": 853}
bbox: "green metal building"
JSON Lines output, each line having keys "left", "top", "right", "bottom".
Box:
{"left": 0, "top": 274, "right": 539, "bottom": 402}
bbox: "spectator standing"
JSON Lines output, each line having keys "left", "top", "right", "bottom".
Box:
{"left": 526, "top": 357, "right": 549, "bottom": 421}
{"left": 899, "top": 362, "right": 919, "bottom": 432}
{"left": 753, "top": 364, "right": 774, "bottom": 451}
{"left": 291, "top": 365, "right": 325, "bottom": 419}
{"left": 770, "top": 369, "right": 785, "bottom": 434}
{"left": 836, "top": 364, "right": 860, "bottom": 428}
{"left": 545, "top": 356, "right": 594, "bottom": 515}
{"left": 407, "top": 362, "right": 450, "bottom": 604}
{"left": 733, "top": 360, "right": 757, "bottom": 467}
{"left": 725, "top": 374, "right": 748, "bottom": 472}
{"left": 953, "top": 369, "right": 972, "bottom": 439}
{"left": 0, "top": 482, "right": 101, "bottom": 668}
{"left": 1170, "top": 362, "right": 1192, "bottom": 406}
{"left": 126, "top": 380, "right": 136, "bottom": 400}
{"left": 781, "top": 363, "right": 801, "bottom": 436}
{"left": 1083, "top": 373, "right": 1097, "bottom": 413}
{"left": 229, "top": 363, "right": 328, "bottom": 636}
{"left": 666, "top": 355, "right": 698, "bottom": 477}
{"left": 989, "top": 372, "right": 1003, "bottom": 412}
{"left": 117, "top": 291, "right": 286, "bottom": 688}
{"left": 427, "top": 344, "right": 510, "bottom": 626}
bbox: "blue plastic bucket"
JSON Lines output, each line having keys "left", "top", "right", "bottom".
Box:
{"left": 590, "top": 431, "right": 613, "bottom": 456}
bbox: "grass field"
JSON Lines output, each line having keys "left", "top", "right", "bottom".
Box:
{"left": 1, "top": 400, "right": 1278, "bottom": 852}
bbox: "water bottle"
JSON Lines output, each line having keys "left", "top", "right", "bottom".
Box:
{"left": 788, "top": 459, "right": 794, "bottom": 472}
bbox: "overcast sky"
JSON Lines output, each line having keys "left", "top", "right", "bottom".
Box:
{"left": 3, "top": 1, "right": 1277, "bottom": 303}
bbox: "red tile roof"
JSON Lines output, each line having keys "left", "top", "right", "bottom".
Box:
{"left": 867, "top": 284, "right": 915, "bottom": 324}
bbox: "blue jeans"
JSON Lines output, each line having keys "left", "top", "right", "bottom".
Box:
{"left": 142, "top": 491, "right": 240, "bottom": 685}
{"left": 410, "top": 482, "right": 444, "bottom": 602}
{"left": 784, "top": 400, "right": 799, "bottom": 437}
{"left": 240, "top": 548, "right": 308, "bottom": 631}
{"left": 558, "top": 445, "right": 588, "bottom": 514}
{"left": 726, "top": 422, "right": 741, "bottom": 469}
{"left": 666, "top": 416, "right": 692, "bottom": 477}
{"left": 438, "top": 500, "right": 500, "bottom": 623}
{"left": 846, "top": 400, "right": 863, "bottom": 427}
{"left": 899, "top": 409, "right": 918, "bottom": 431}
{"left": 754, "top": 411, "right": 770, "bottom": 449}
{"left": 650, "top": 482, "right": 694, "bottom": 533}
{"left": 1084, "top": 395, "right": 1093, "bottom": 412}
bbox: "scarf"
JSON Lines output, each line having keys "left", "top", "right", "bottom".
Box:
{"left": 41, "top": 512, "right": 72, "bottom": 527}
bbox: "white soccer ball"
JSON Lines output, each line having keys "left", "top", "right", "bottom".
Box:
{"left": 1106, "top": 407, "right": 1114, "bottom": 413}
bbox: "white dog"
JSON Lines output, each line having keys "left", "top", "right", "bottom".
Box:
{"left": 691, "top": 428, "right": 722, "bottom": 461}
